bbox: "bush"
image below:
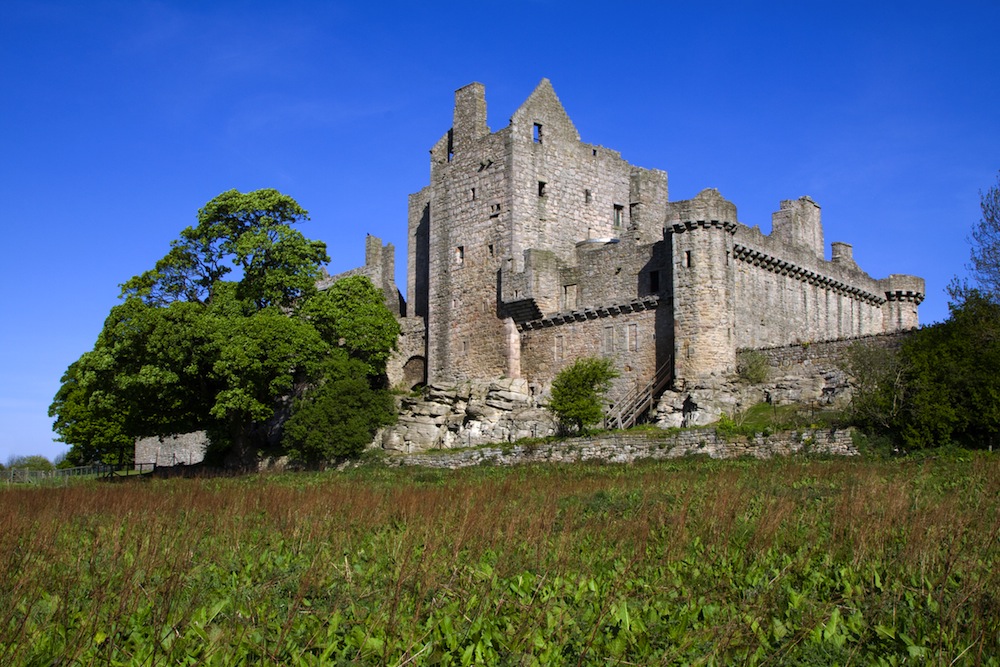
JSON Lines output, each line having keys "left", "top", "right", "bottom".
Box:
{"left": 736, "top": 350, "right": 770, "bottom": 383}
{"left": 282, "top": 351, "right": 396, "bottom": 462}
{"left": 548, "top": 357, "right": 618, "bottom": 434}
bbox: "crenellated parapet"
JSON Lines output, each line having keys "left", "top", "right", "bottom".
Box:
{"left": 732, "top": 244, "right": 886, "bottom": 306}
{"left": 516, "top": 295, "right": 660, "bottom": 331}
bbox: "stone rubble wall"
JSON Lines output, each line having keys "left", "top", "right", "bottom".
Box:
{"left": 134, "top": 432, "right": 208, "bottom": 468}
{"left": 386, "top": 428, "right": 858, "bottom": 469}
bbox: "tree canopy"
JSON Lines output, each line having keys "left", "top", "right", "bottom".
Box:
{"left": 849, "top": 174, "right": 1000, "bottom": 451}
{"left": 51, "top": 189, "right": 399, "bottom": 466}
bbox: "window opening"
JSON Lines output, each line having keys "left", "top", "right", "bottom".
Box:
{"left": 585, "top": 189, "right": 592, "bottom": 204}
{"left": 538, "top": 181, "right": 547, "bottom": 197}
{"left": 470, "top": 187, "right": 476, "bottom": 200}
{"left": 533, "top": 123, "right": 543, "bottom": 143}
{"left": 488, "top": 244, "right": 494, "bottom": 257}
{"left": 613, "top": 204, "right": 624, "bottom": 227}
{"left": 603, "top": 326, "right": 614, "bottom": 354}
{"left": 455, "top": 246, "right": 464, "bottom": 265}
{"left": 685, "top": 250, "right": 692, "bottom": 268}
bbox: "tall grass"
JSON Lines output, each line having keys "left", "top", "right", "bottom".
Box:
{"left": 1, "top": 455, "right": 997, "bottom": 664}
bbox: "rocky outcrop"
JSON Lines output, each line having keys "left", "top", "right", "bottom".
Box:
{"left": 380, "top": 378, "right": 557, "bottom": 453}
{"left": 654, "top": 342, "right": 859, "bottom": 428}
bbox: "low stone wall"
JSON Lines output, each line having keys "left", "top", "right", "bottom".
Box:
{"left": 386, "top": 428, "right": 857, "bottom": 469}
{"left": 752, "top": 331, "right": 910, "bottom": 369}
{"left": 134, "top": 431, "right": 208, "bottom": 468}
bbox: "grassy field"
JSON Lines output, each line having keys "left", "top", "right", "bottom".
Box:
{"left": 1, "top": 453, "right": 998, "bottom": 665}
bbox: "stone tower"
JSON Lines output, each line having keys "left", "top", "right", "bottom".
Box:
{"left": 666, "top": 189, "right": 738, "bottom": 382}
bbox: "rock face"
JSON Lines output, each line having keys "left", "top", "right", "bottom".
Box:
{"left": 380, "top": 378, "right": 557, "bottom": 453}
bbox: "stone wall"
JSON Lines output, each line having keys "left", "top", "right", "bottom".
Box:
{"left": 134, "top": 432, "right": 208, "bottom": 468}
{"left": 752, "top": 331, "right": 910, "bottom": 369}
{"left": 386, "top": 428, "right": 858, "bottom": 469}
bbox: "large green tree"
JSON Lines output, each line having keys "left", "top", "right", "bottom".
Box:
{"left": 51, "top": 189, "right": 399, "bottom": 466}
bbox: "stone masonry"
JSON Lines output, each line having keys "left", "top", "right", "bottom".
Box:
{"left": 338, "top": 79, "right": 924, "bottom": 452}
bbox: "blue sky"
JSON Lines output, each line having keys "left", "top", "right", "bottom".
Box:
{"left": 2, "top": 1, "right": 998, "bottom": 463}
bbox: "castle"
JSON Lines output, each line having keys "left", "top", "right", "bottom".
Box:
{"left": 360, "top": 79, "right": 921, "bottom": 405}
{"left": 138, "top": 79, "right": 927, "bottom": 463}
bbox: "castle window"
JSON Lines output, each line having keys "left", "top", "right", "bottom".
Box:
{"left": 490, "top": 203, "right": 501, "bottom": 217}
{"left": 488, "top": 243, "right": 494, "bottom": 257}
{"left": 603, "top": 326, "right": 614, "bottom": 354}
{"left": 471, "top": 187, "right": 476, "bottom": 200}
{"left": 685, "top": 250, "right": 692, "bottom": 268}
{"left": 592, "top": 148, "right": 598, "bottom": 156}
{"left": 649, "top": 270, "right": 660, "bottom": 292}
{"left": 462, "top": 339, "right": 469, "bottom": 354}
{"left": 533, "top": 123, "right": 543, "bottom": 143}
{"left": 538, "top": 181, "right": 547, "bottom": 197}
{"left": 455, "top": 246, "right": 465, "bottom": 265}
{"left": 561, "top": 284, "right": 578, "bottom": 310}
{"left": 613, "top": 204, "right": 624, "bottom": 227}
{"left": 585, "top": 189, "right": 592, "bottom": 204}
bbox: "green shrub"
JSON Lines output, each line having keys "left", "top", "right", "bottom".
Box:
{"left": 548, "top": 357, "right": 618, "bottom": 435}
{"left": 736, "top": 350, "right": 770, "bottom": 384}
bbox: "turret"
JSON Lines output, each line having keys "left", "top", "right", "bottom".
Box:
{"left": 666, "top": 189, "right": 737, "bottom": 383}
{"left": 879, "top": 274, "right": 925, "bottom": 330}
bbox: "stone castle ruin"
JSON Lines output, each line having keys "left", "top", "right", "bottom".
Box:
{"left": 139, "top": 78, "right": 926, "bottom": 464}
{"left": 350, "top": 79, "right": 924, "bottom": 452}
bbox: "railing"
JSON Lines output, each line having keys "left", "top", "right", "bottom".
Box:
{"left": 3, "top": 462, "right": 156, "bottom": 485}
{"left": 605, "top": 359, "right": 674, "bottom": 430}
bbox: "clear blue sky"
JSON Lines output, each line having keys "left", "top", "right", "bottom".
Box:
{"left": 2, "top": 1, "right": 998, "bottom": 463}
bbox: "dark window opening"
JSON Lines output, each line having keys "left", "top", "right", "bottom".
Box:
{"left": 538, "top": 181, "right": 547, "bottom": 197}
{"left": 685, "top": 250, "right": 692, "bottom": 268}
{"left": 585, "top": 189, "right": 592, "bottom": 204}
{"left": 650, "top": 270, "right": 660, "bottom": 292}
{"left": 592, "top": 148, "right": 597, "bottom": 156}
{"left": 455, "top": 246, "right": 465, "bottom": 265}
{"left": 488, "top": 243, "right": 494, "bottom": 257}
{"left": 490, "top": 203, "right": 501, "bottom": 217}
{"left": 471, "top": 187, "right": 476, "bottom": 200}
{"left": 533, "top": 123, "right": 543, "bottom": 143}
